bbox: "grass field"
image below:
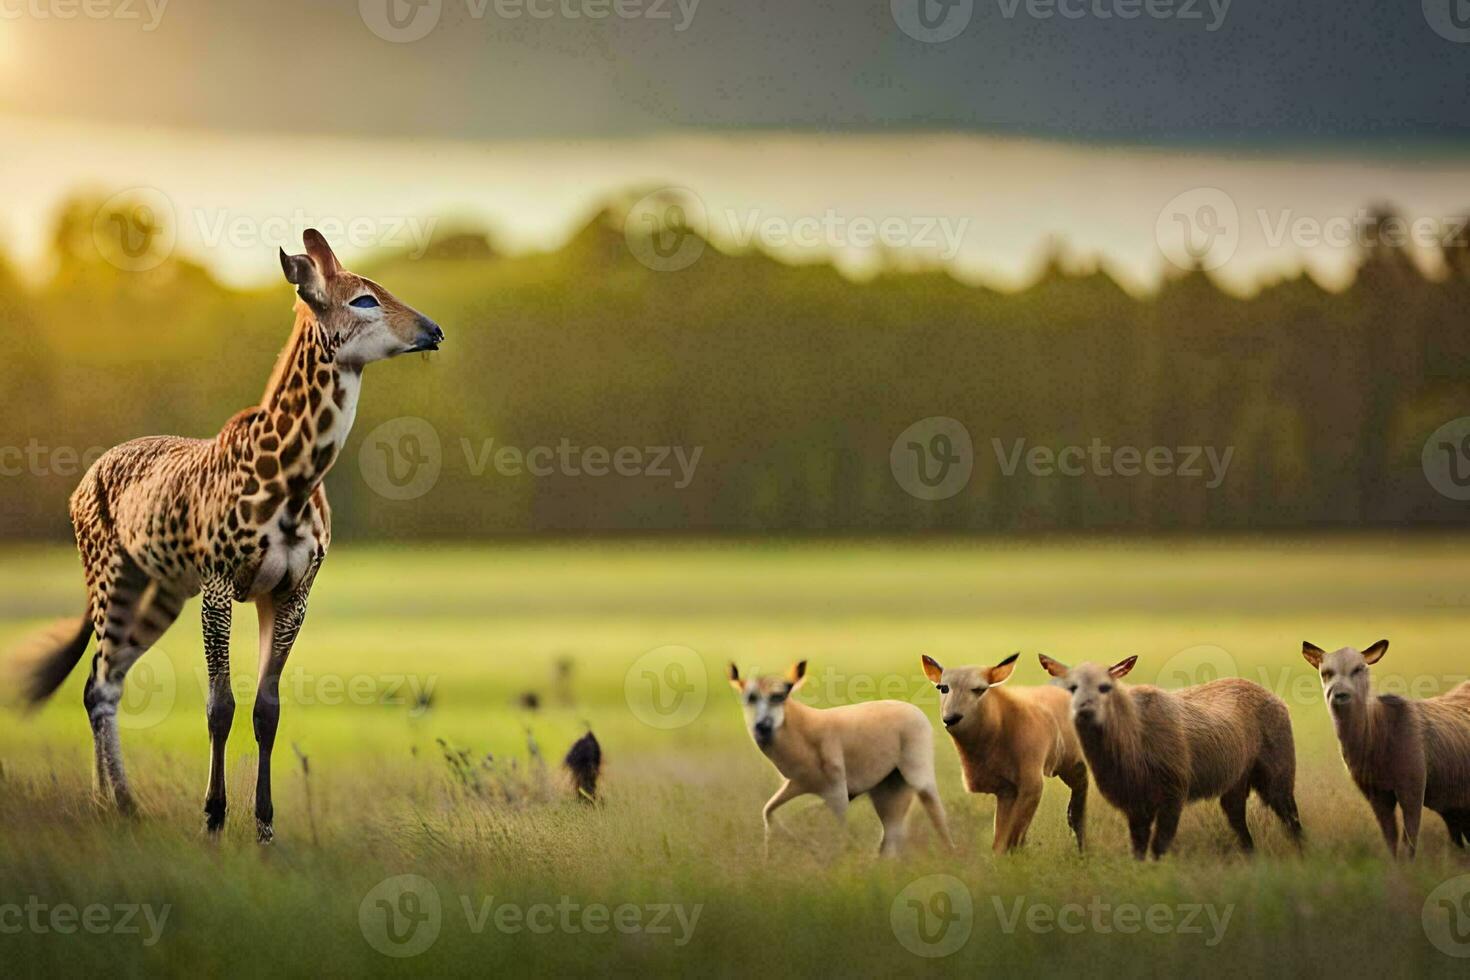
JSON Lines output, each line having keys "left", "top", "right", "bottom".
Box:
{"left": 2, "top": 537, "right": 1470, "bottom": 977}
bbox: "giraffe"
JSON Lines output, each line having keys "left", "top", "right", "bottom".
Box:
{"left": 12, "top": 229, "right": 443, "bottom": 842}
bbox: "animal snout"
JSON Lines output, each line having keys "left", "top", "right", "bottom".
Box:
{"left": 1074, "top": 704, "right": 1098, "bottom": 722}
{"left": 753, "top": 719, "right": 774, "bottom": 742}
{"left": 942, "top": 713, "right": 963, "bottom": 728}
{"left": 409, "top": 318, "right": 444, "bottom": 352}
{"left": 1329, "top": 688, "right": 1353, "bottom": 706}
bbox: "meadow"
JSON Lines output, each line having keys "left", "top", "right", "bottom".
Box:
{"left": 1, "top": 537, "right": 1469, "bottom": 977}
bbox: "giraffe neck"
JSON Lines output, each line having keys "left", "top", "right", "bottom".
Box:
{"left": 244, "top": 312, "right": 359, "bottom": 529}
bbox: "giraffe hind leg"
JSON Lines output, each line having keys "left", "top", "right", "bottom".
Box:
{"left": 82, "top": 554, "right": 183, "bottom": 815}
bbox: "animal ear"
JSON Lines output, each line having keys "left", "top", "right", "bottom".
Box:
{"left": 1038, "top": 654, "right": 1069, "bottom": 678}
{"left": 279, "top": 248, "right": 327, "bottom": 308}
{"left": 1108, "top": 656, "right": 1138, "bottom": 679}
{"left": 989, "top": 652, "right": 1019, "bottom": 685}
{"left": 921, "top": 655, "right": 943, "bottom": 684}
{"left": 1301, "top": 641, "right": 1324, "bottom": 669}
{"left": 785, "top": 660, "right": 807, "bottom": 691}
{"left": 302, "top": 228, "right": 343, "bottom": 277}
{"left": 1362, "top": 639, "right": 1389, "bottom": 665}
{"left": 728, "top": 662, "right": 744, "bottom": 692}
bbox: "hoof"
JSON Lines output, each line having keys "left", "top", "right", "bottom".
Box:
{"left": 256, "top": 821, "right": 274, "bottom": 845}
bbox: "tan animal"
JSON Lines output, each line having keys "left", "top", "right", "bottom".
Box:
{"left": 729, "top": 661, "right": 953, "bottom": 857}
{"left": 1039, "top": 654, "right": 1302, "bottom": 859}
{"left": 921, "top": 653, "right": 1087, "bottom": 852}
{"left": 9, "top": 231, "right": 442, "bottom": 842}
{"left": 1302, "top": 640, "right": 1470, "bottom": 858}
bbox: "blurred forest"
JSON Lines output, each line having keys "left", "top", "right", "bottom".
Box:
{"left": 1, "top": 192, "right": 1467, "bottom": 540}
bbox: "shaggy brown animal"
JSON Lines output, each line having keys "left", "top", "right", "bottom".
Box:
{"left": 922, "top": 653, "right": 1088, "bottom": 852}
{"left": 1039, "top": 654, "right": 1302, "bottom": 859}
{"left": 1303, "top": 640, "right": 1470, "bottom": 858}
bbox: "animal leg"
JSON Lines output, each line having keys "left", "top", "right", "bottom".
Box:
{"left": 1219, "top": 779, "right": 1253, "bottom": 853}
{"left": 252, "top": 567, "right": 317, "bottom": 844}
{"left": 1367, "top": 791, "right": 1399, "bottom": 858}
{"left": 1398, "top": 789, "right": 1423, "bottom": 860}
{"left": 1251, "top": 758, "right": 1304, "bottom": 848}
{"left": 915, "top": 784, "right": 955, "bottom": 851}
{"left": 1004, "top": 774, "right": 1044, "bottom": 852}
{"left": 869, "top": 780, "right": 916, "bottom": 857}
{"left": 1127, "top": 810, "right": 1153, "bottom": 860}
{"left": 1150, "top": 801, "right": 1183, "bottom": 859}
{"left": 1438, "top": 810, "right": 1465, "bottom": 849}
{"left": 81, "top": 558, "right": 182, "bottom": 815}
{"left": 992, "top": 790, "right": 1017, "bottom": 854}
{"left": 201, "top": 579, "right": 235, "bottom": 834}
{"left": 1061, "top": 761, "right": 1088, "bottom": 852}
{"left": 761, "top": 778, "right": 804, "bottom": 860}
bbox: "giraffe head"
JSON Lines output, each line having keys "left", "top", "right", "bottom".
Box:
{"left": 279, "top": 229, "right": 443, "bottom": 367}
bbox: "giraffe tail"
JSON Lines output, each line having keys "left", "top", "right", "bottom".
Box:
{"left": 8, "top": 614, "right": 92, "bottom": 707}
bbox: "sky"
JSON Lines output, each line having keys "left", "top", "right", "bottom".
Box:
{"left": 0, "top": 1, "right": 1468, "bottom": 291}
{"left": 1, "top": 0, "right": 1467, "bottom": 145}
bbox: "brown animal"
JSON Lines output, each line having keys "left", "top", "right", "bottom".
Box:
{"left": 1039, "top": 654, "right": 1302, "bottom": 859}
{"left": 1302, "top": 640, "right": 1470, "bottom": 858}
{"left": 921, "top": 653, "right": 1088, "bottom": 852}
{"left": 729, "top": 661, "right": 953, "bottom": 858}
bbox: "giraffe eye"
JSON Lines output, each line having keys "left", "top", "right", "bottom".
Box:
{"left": 349, "top": 294, "right": 380, "bottom": 309}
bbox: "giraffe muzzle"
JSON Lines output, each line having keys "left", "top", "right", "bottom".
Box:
{"left": 405, "top": 319, "right": 444, "bottom": 353}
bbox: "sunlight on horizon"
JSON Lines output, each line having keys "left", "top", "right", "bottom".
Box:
{"left": 4, "top": 113, "right": 1470, "bottom": 297}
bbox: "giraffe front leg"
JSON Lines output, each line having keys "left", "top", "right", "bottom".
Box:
{"left": 201, "top": 580, "right": 235, "bottom": 834}
{"left": 253, "top": 568, "right": 316, "bottom": 844}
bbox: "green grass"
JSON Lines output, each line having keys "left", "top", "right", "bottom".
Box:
{"left": 2, "top": 538, "right": 1469, "bottom": 977}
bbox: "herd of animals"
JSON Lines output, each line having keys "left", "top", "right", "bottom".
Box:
{"left": 7, "top": 231, "right": 1470, "bottom": 869}
{"left": 729, "top": 643, "right": 1470, "bottom": 860}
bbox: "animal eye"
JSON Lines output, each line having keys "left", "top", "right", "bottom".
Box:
{"left": 1066, "top": 684, "right": 1077, "bottom": 692}
{"left": 972, "top": 687, "right": 984, "bottom": 695}
{"left": 770, "top": 693, "right": 786, "bottom": 704}
{"left": 349, "top": 294, "right": 380, "bottom": 309}
{"left": 936, "top": 685, "right": 949, "bottom": 694}
{"left": 1353, "top": 666, "right": 1366, "bottom": 676}
{"left": 1099, "top": 683, "right": 1113, "bottom": 693}
{"left": 744, "top": 693, "right": 756, "bottom": 705}
{"left": 1321, "top": 670, "right": 1333, "bottom": 680}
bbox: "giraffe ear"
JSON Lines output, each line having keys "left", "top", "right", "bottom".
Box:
{"left": 280, "top": 248, "right": 327, "bottom": 309}
{"left": 302, "top": 228, "right": 343, "bottom": 277}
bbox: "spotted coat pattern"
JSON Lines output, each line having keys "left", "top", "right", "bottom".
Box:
{"left": 60, "top": 230, "right": 442, "bottom": 841}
